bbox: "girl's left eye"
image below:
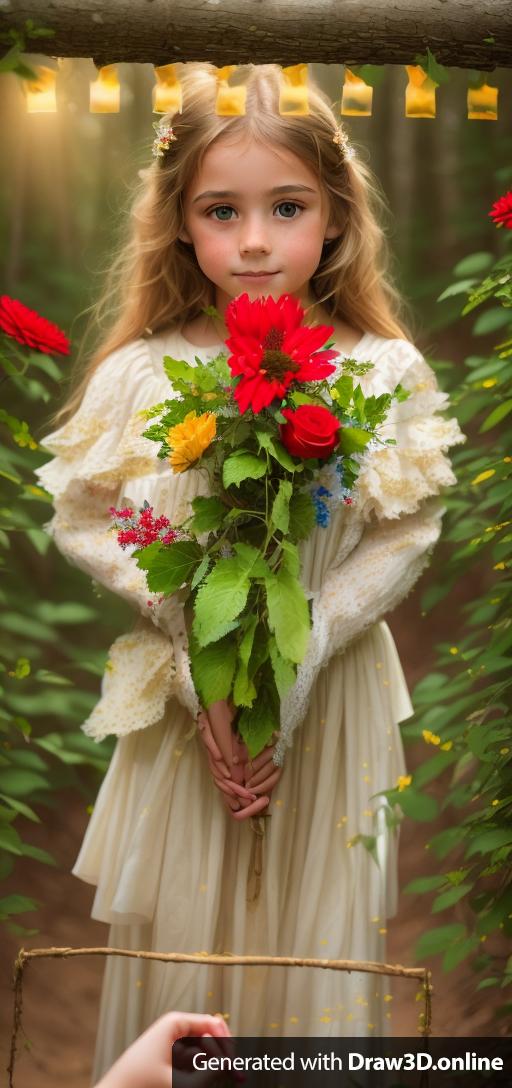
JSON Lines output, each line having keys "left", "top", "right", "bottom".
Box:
{"left": 207, "top": 201, "right": 304, "bottom": 221}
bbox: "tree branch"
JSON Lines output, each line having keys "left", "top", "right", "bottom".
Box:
{"left": 2, "top": 0, "right": 512, "bottom": 70}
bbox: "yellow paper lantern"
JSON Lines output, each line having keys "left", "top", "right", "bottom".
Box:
{"left": 467, "top": 82, "right": 498, "bottom": 120}
{"left": 341, "top": 68, "right": 373, "bottom": 116}
{"left": 24, "top": 66, "right": 57, "bottom": 113}
{"left": 153, "top": 64, "right": 183, "bottom": 114}
{"left": 279, "top": 63, "right": 309, "bottom": 116}
{"left": 90, "top": 65, "right": 120, "bottom": 113}
{"left": 214, "top": 65, "right": 246, "bottom": 116}
{"left": 405, "top": 66, "right": 436, "bottom": 118}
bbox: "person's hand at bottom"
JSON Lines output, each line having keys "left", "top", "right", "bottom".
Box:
{"left": 93, "top": 1010, "right": 234, "bottom": 1088}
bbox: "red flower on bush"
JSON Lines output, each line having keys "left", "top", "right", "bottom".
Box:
{"left": 279, "top": 403, "right": 341, "bottom": 461}
{"left": 0, "top": 295, "right": 70, "bottom": 356}
{"left": 109, "top": 503, "right": 177, "bottom": 549}
{"left": 489, "top": 190, "right": 512, "bottom": 230}
{"left": 224, "top": 292, "right": 339, "bottom": 414}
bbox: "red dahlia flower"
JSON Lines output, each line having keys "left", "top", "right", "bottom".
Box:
{"left": 489, "top": 190, "right": 512, "bottom": 230}
{"left": 223, "top": 292, "right": 339, "bottom": 414}
{"left": 0, "top": 295, "right": 70, "bottom": 356}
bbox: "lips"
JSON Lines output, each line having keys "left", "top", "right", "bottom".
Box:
{"left": 236, "top": 272, "right": 277, "bottom": 277}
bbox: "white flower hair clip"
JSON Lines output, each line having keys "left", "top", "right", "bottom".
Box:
{"left": 332, "top": 124, "right": 356, "bottom": 161}
{"left": 152, "top": 119, "right": 178, "bottom": 159}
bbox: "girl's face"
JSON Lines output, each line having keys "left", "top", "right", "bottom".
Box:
{"left": 179, "top": 133, "right": 341, "bottom": 320}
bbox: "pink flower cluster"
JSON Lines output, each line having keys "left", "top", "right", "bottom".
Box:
{"left": 109, "top": 502, "right": 177, "bottom": 549}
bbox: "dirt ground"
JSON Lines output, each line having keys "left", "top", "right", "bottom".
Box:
{"left": 1, "top": 578, "right": 507, "bottom": 1086}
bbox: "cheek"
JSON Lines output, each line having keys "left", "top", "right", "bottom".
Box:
{"left": 281, "top": 225, "right": 325, "bottom": 265}
{"left": 193, "top": 224, "right": 232, "bottom": 266}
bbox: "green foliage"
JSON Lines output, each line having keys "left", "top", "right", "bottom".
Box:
{"left": 392, "top": 210, "right": 512, "bottom": 1023}
{"left": 0, "top": 330, "right": 116, "bottom": 935}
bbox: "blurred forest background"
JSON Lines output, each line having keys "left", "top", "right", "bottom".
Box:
{"left": 1, "top": 57, "right": 511, "bottom": 1084}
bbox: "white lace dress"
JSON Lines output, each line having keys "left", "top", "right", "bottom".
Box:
{"left": 35, "top": 327, "right": 465, "bottom": 1080}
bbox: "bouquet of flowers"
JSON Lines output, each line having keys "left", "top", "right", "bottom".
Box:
{"left": 111, "top": 293, "right": 409, "bottom": 759}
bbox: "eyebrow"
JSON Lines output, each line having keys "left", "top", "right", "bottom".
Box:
{"left": 192, "top": 184, "right": 317, "bottom": 204}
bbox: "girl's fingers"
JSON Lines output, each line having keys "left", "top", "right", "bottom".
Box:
{"left": 245, "top": 757, "right": 275, "bottom": 788}
{"left": 198, "top": 714, "right": 226, "bottom": 767}
{"left": 250, "top": 767, "right": 282, "bottom": 795}
{"left": 231, "top": 795, "right": 270, "bottom": 821}
{"left": 211, "top": 775, "right": 238, "bottom": 798}
{"left": 222, "top": 792, "right": 242, "bottom": 813}
{"left": 205, "top": 747, "right": 232, "bottom": 781}
{"left": 206, "top": 701, "right": 235, "bottom": 768}
{"left": 223, "top": 778, "right": 257, "bottom": 802}
{"left": 245, "top": 743, "right": 276, "bottom": 777}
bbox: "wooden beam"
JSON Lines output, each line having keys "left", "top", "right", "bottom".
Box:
{"left": 2, "top": 0, "right": 512, "bottom": 70}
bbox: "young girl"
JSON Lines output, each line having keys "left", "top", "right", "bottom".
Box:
{"left": 36, "top": 62, "right": 465, "bottom": 1080}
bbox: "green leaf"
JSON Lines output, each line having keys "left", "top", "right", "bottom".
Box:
{"left": 442, "top": 935, "right": 480, "bottom": 973}
{"left": 473, "top": 307, "right": 511, "bottom": 335}
{"left": 193, "top": 551, "right": 259, "bottom": 647}
{"left": 20, "top": 843, "right": 57, "bottom": 866}
{"left": 0, "top": 792, "right": 40, "bottom": 823}
{"left": 413, "top": 46, "right": 450, "bottom": 86}
{"left": 415, "top": 923, "right": 467, "bottom": 959}
{"left": 162, "top": 355, "right": 198, "bottom": 383}
{"left": 466, "top": 829, "right": 512, "bottom": 858}
{"left": 403, "top": 875, "right": 446, "bottom": 894}
{"left": 268, "top": 635, "right": 296, "bottom": 698}
{"left": 264, "top": 567, "right": 310, "bottom": 663}
{"left": 288, "top": 490, "right": 316, "bottom": 540}
{"left": 271, "top": 479, "right": 292, "bottom": 534}
{"left": 189, "top": 632, "right": 238, "bottom": 705}
{"left": 397, "top": 787, "right": 438, "bottom": 822}
{"left": 337, "top": 426, "right": 370, "bottom": 455}
{"left": 188, "top": 495, "right": 226, "bottom": 533}
{"left": 222, "top": 450, "right": 267, "bottom": 488}
{"left": 0, "top": 770, "right": 50, "bottom": 797}
{"left": 437, "top": 279, "right": 478, "bottom": 302}
{"left": 0, "top": 894, "right": 38, "bottom": 916}
{"left": 453, "top": 253, "right": 494, "bottom": 277}
{"left": 238, "top": 671, "right": 279, "bottom": 757}
{"left": 232, "top": 615, "right": 259, "bottom": 707}
{"left": 34, "top": 669, "right": 73, "bottom": 687}
{"left": 479, "top": 399, "right": 512, "bottom": 434}
{"left": 257, "top": 431, "right": 298, "bottom": 472}
{"left": 0, "top": 825, "right": 23, "bottom": 855}
{"left": 432, "top": 884, "right": 472, "bottom": 913}
{"left": 190, "top": 555, "right": 211, "bottom": 590}
{"left": 135, "top": 540, "right": 203, "bottom": 594}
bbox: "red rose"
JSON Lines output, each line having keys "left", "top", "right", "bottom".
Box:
{"left": 0, "top": 295, "right": 70, "bottom": 356}
{"left": 279, "top": 404, "right": 341, "bottom": 460}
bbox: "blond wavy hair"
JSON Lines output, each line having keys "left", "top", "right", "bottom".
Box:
{"left": 53, "top": 62, "right": 416, "bottom": 425}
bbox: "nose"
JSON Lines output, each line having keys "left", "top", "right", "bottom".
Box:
{"left": 238, "top": 213, "right": 272, "bottom": 255}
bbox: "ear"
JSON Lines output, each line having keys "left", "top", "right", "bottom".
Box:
{"left": 324, "top": 223, "right": 343, "bottom": 243}
{"left": 178, "top": 227, "right": 193, "bottom": 244}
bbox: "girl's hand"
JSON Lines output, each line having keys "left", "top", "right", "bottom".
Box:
{"left": 197, "top": 705, "right": 283, "bottom": 820}
{"left": 93, "top": 1010, "right": 233, "bottom": 1088}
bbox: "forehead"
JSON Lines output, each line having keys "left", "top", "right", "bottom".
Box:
{"left": 186, "top": 134, "right": 321, "bottom": 197}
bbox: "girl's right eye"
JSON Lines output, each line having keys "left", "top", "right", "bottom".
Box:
{"left": 208, "top": 205, "right": 234, "bottom": 221}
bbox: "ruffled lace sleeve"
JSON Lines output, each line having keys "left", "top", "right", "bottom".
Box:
{"left": 34, "top": 339, "right": 200, "bottom": 726}
{"left": 273, "top": 342, "right": 466, "bottom": 765}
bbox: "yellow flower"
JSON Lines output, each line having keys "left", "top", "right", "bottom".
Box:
{"left": 167, "top": 410, "right": 216, "bottom": 473}
{"left": 396, "top": 774, "right": 412, "bottom": 792}
{"left": 440, "top": 741, "right": 453, "bottom": 751}
{"left": 423, "top": 729, "right": 441, "bottom": 746}
{"left": 494, "top": 562, "right": 506, "bottom": 571}
{"left": 482, "top": 378, "right": 497, "bottom": 388}
{"left": 471, "top": 469, "right": 495, "bottom": 485}
{"left": 449, "top": 646, "right": 459, "bottom": 655}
